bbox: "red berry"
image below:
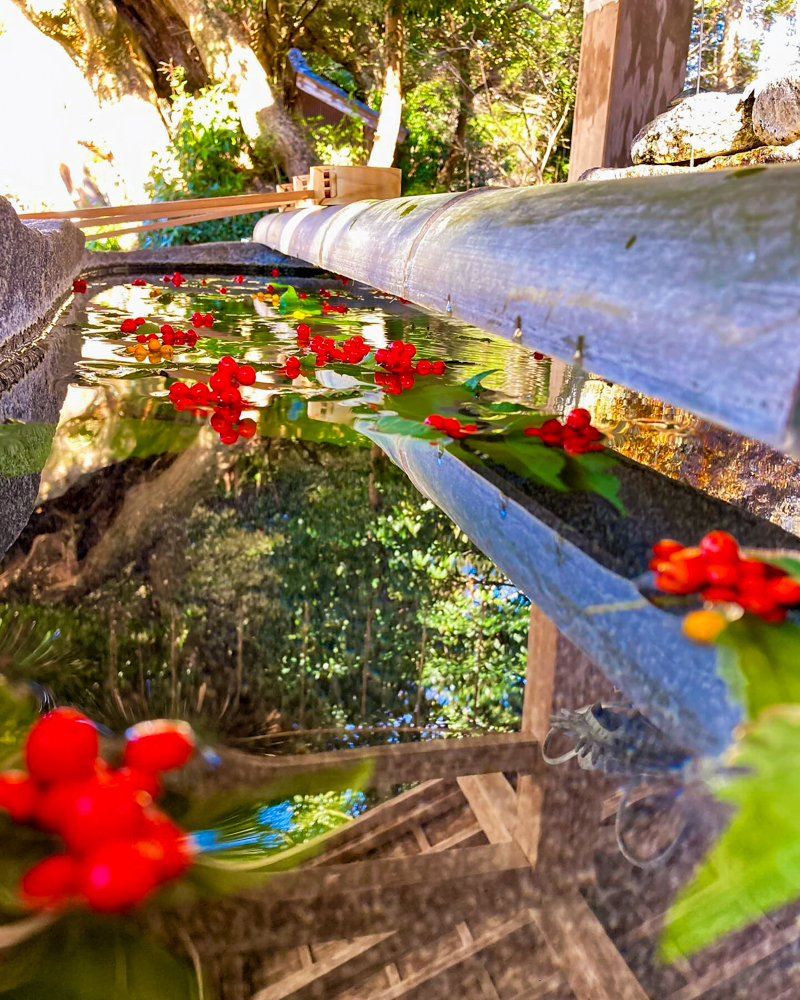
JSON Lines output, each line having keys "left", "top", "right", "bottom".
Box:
{"left": 237, "top": 365, "right": 256, "bottom": 385}
{"left": 25, "top": 708, "right": 98, "bottom": 784}
{"left": 705, "top": 562, "right": 740, "bottom": 587}
{"left": 417, "top": 360, "right": 432, "bottom": 375}
{"left": 79, "top": 840, "right": 160, "bottom": 912}
{"left": 238, "top": 418, "right": 257, "bottom": 439}
{"left": 566, "top": 408, "right": 591, "bottom": 430}
{"left": 699, "top": 531, "right": 739, "bottom": 561}
{"left": 209, "top": 371, "right": 232, "bottom": 393}
{"left": 134, "top": 317, "right": 145, "bottom": 327}
{"left": 210, "top": 412, "right": 232, "bottom": 434}
{"left": 431, "top": 360, "right": 446, "bottom": 375}
{"left": 652, "top": 540, "right": 684, "bottom": 559}
{"left": 60, "top": 771, "right": 151, "bottom": 853}
{"left": 190, "top": 383, "right": 211, "bottom": 403}
{"left": 19, "top": 855, "right": 80, "bottom": 910}
{"left": 218, "top": 356, "right": 238, "bottom": 372}
{"left": 738, "top": 559, "right": 767, "bottom": 580}
{"left": 219, "top": 431, "right": 239, "bottom": 445}
{"left": 123, "top": 721, "right": 195, "bottom": 773}
{"left": 296, "top": 324, "right": 310, "bottom": 337}
{"left": 701, "top": 585, "right": 739, "bottom": 603}
{"left": 769, "top": 575, "right": 800, "bottom": 606}
{"left": 738, "top": 593, "right": 780, "bottom": 618}
{"left": 136, "top": 334, "right": 147, "bottom": 343}
{"left": 116, "top": 766, "right": 162, "bottom": 800}
{"left": 120, "top": 318, "right": 137, "bottom": 334}
{"left": 271, "top": 268, "right": 279, "bottom": 277}
{"left": 219, "top": 388, "right": 242, "bottom": 405}
{"left": 169, "top": 382, "right": 189, "bottom": 398}
{"left": 0, "top": 771, "right": 38, "bottom": 823}
{"left": 139, "top": 810, "right": 194, "bottom": 880}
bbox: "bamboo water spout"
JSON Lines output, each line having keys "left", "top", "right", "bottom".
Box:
{"left": 253, "top": 167, "right": 800, "bottom": 453}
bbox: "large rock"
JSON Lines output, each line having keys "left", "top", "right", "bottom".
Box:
{"left": 581, "top": 140, "right": 800, "bottom": 181}
{"left": 752, "top": 66, "right": 800, "bottom": 146}
{"left": 0, "top": 197, "right": 84, "bottom": 347}
{"left": 631, "top": 92, "right": 758, "bottom": 164}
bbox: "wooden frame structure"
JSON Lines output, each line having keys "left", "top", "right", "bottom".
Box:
{"left": 155, "top": 605, "right": 800, "bottom": 1000}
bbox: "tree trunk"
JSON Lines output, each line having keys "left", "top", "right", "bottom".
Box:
{"left": 10, "top": 0, "right": 169, "bottom": 201}
{"left": 164, "top": 0, "right": 313, "bottom": 178}
{"left": 717, "top": 0, "right": 746, "bottom": 90}
{"left": 368, "top": 0, "right": 403, "bottom": 168}
{"left": 438, "top": 75, "right": 473, "bottom": 189}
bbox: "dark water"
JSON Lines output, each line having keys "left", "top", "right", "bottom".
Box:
{"left": 1, "top": 273, "right": 800, "bottom": 999}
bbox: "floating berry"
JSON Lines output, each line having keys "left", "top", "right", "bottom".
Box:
{"left": 431, "top": 360, "right": 446, "bottom": 375}
{"left": 169, "top": 382, "right": 190, "bottom": 398}
{"left": 124, "top": 720, "right": 195, "bottom": 774}
{"left": 19, "top": 855, "right": 80, "bottom": 910}
{"left": 190, "top": 383, "right": 211, "bottom": 403}
{"left": 233, "top": 275, "right": 244, "bottom": 284}
{"left": 296, "top": 323, "right": 310, "bottom": 338}
{"left": 699, "top": 531, "right": 739, "bottom": 562}
{"left": 218, "top": 356, "right": 238, "bottom": 372}
{"left": 80, "top": 840, "right": 160, "bottom": 913}
{"left": 209, "top": 371, "right": 232, "bottom": 392}
{"left": 238, "top": 418, "right": 257, "bottom": 438}
{"left": 0, "top": 771, "right": 38, "bottom": 823}
{"left": 417, "top": 360, "right": 432, "bottom": 375}
{"left": 566, "top": 408, "right": 591, "bottom": 431}
{"left": 682, "top": 610, "right": 727, "bottom": 643}
{"left": 219, "top": 430, "right": 238, "bottom": 445}
{"left": 120, "top": 318, "right": 138, "bottom": 334}
{"left": 25, "top": 708, "right": 98, "bottom": 784}
{"left": 131, "top": 279, "right": 147, "bottom": 287}
{"left": 271, "top": 268, "right": 280, "bottom": 278}
{"left": 59, "top": 771, "right": 151, "bottom": 853}
{"left": 72, "top": 278, "right": 87, "bottom": 294}
{"left": 237, "top": 365, "right": 256, "bottom": 385}
{"left": 218, "top": 287, "right": 228, "bottom": 294}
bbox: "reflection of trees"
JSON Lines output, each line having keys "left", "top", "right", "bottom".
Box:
{"left": 0, "top": 438, "right": 528, "bottom": 742}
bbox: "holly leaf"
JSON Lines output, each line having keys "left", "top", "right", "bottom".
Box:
{"left": 474, "top": 401, "right": 533, "bottom": 414}
{"left": 474, "top": 438, "right": 567, "bottom": 491}
{"left": 373, "top": 416, "right": 439, "bottom": 439}
{"left": 560, "top": 450, "right": 626, "bottom": 515}
{"left": 463, "top": 369, "right": 499, "bottom": 394}
{"left": 715, "top": 616, "right": 800, "bottom": 721}
{"left": 661, "top": 710, "right": 800, "bottom": 963}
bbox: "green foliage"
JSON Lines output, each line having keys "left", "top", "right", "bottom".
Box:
{"left": 716, "top": 616, "right": 800, "bottom": 721}
{"left": 661, "top": 711, "right": 800, "bottom": 963}
{"left": 0, "top": 423, "right": 56, "bottom": 479}
{"left": 144, "top": 69, "right": 260, "bottom": 247}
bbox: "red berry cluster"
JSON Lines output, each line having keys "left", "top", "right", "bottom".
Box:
{"left": 157, "top": 324, "right": 200, "bottom": 347}
{"left": 424, "top": 414, "right": 478, "bottom": 438}
{"left": 319, "top": 288, "right": 330, "bottom": 298}
{"left": 190, "top": 312, "right": 214, "bottom": 328}
{"left": 162, "top": 271, "right": 185, "bottom": 288}
{"left": 131, "top": 278, "right": 147, "bottom": 287}
{"left": 375, "top": 371, "right": 415, "bottom": 394}
{"left": 375, "top": 340, "right": 446, "bottom": 377}
{"left": 651, "top": 531, "right": 800, "bottom": 622}
{"left": 169, "top": 356, "right": 257, "bottom": 444}
{"left": 524, "top": 409, "right": 604, "bottom": 454}
{"left": 322, "top": 302, "right": 349, "bottom": 314}
{"left": 0, "top": 710, "right": 196, "bottom": 914}
{"left": 72, "top": 279, "right": 87, "bottom": 294}
{"left": 120, "top": 317, "right": 146, "bottom": 334}
{"left": 307, "top": 334, "right": 370, "bottom": 367}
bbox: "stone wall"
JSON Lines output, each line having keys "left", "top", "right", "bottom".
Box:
{"left": 0, "top": 196, "right": 84, "bottom": 349}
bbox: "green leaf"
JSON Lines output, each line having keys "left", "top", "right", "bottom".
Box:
{"left": 0, "top": 915, "right": 202, "bottom": 999}
{"left": 660, "top": 711, "right": 800, "bottom": 963}
{"left": 0, "top": 423, "right": 55, "bottom": 479}
{"left": 715, "top": 616, "right": 800, "bottom": 720}
{"left": 463, "top": 369, "right": 499, "bottom": 394}
{"left": 475, "top": 438, "right": 567, "bottom": 491}
{"left": 475, "top": 401, "right": 533, "bottom": 414}
{"left": 560, "top": 450, "right": 627, "bottom": 515}
{"left": 373, "top": 416, "right": 440, "bottom": 439}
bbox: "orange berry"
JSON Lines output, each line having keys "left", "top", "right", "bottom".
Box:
{"left": 682, "top": 610, "right": 727, "bottom": 643}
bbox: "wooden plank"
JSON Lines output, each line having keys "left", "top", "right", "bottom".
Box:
{"left": 309, "top": 165, "right": 402, "bottom": 206}
{"left": 534, "top": 891, "right": 649, "bottom": 1000}
{"left": 366, "top": 909, "right": 536, "bottom": 1000}
{"left": 508, "top": 977, "right": 564, "bottom": 1000}
{"left": 515, "top": 605, "right": 558, "bottom": 866}
{"left": 200, "top": 733, "right": 539, "bottom": 792}
{"left": 252, "top": 933, "right": 395, "bottom": 1000}
{"left": 568, "top": 0, "right": 694, "bottom": 178}
{"left": 264, "top": 842, "right": 531, "bottom": 901}
{"left": 20, "top": 189, "right": 310, "bottom": 221}
{"left": 458, "top": 773, "right": 517, "bottom": 844}
{"left": 82, "top": 201, "right": 303, "bottom": 239}
{"left": 432, "top": 824, "right": 484, "bottom": 852}
{"left": 667, "top": 922, "right": 800, "bottom": 1000}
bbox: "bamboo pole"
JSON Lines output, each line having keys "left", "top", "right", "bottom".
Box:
{"left": 82, "top": 201, "right": 301, "bottom": 240}
{"left": 19, "top": 189, "right": 311, "bottom": 222}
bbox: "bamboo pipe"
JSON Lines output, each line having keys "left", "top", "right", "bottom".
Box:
{"left": 83, "top": 201, "right": 303, "bottom": 240}
{"left": 252, "top": 167, "right": 800, "bottom": 452}
{"left": 20, "top": 189, "right": 311, "bottom": 222}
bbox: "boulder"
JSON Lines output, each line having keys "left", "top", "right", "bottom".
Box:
{"left": 752, "top": 66, "right": 800, "bottom": 146}
{"left": 582, "top": 141, "right": 800, "bottom": 181}
{"left": 631, "top": 92, "right": 759, "bottom": 164}
{"left": 0, "top": 197, "right": 84, "bottom": 348}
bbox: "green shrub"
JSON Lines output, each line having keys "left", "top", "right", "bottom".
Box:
{"left": 144, "top": 69, "right": 261, "bottom": 247}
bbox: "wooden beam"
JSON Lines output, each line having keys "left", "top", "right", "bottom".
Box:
{"left": 252, "top": 933, "right": 395, "bottom": 1000}
{"left": 366, "top": 910, "right": 537, "bottom": 1000}
{"left": 264, "top": 842, "right": 530, "bottom": 901}
{"left": 534, "top": 891, "right": 649, "bottom": 1000}
{"left": 458, "top": 773, "right": 517, "bottom": 844}
{"left": 193, "top": 733, "right": 540, "bottom": 792}
{"left": 568, "top": 0, "right": 694, "bottom": 179}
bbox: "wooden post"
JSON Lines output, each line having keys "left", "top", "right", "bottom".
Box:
{"left": 568, "top": 0, "right": 695, "bottom": 180}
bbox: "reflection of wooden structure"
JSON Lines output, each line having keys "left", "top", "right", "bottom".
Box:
{"left": 157, "top": 605, "right": 800, "bottom": 999}
{"left": 568, "top": 0, "right": 695, "bottom": 180}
